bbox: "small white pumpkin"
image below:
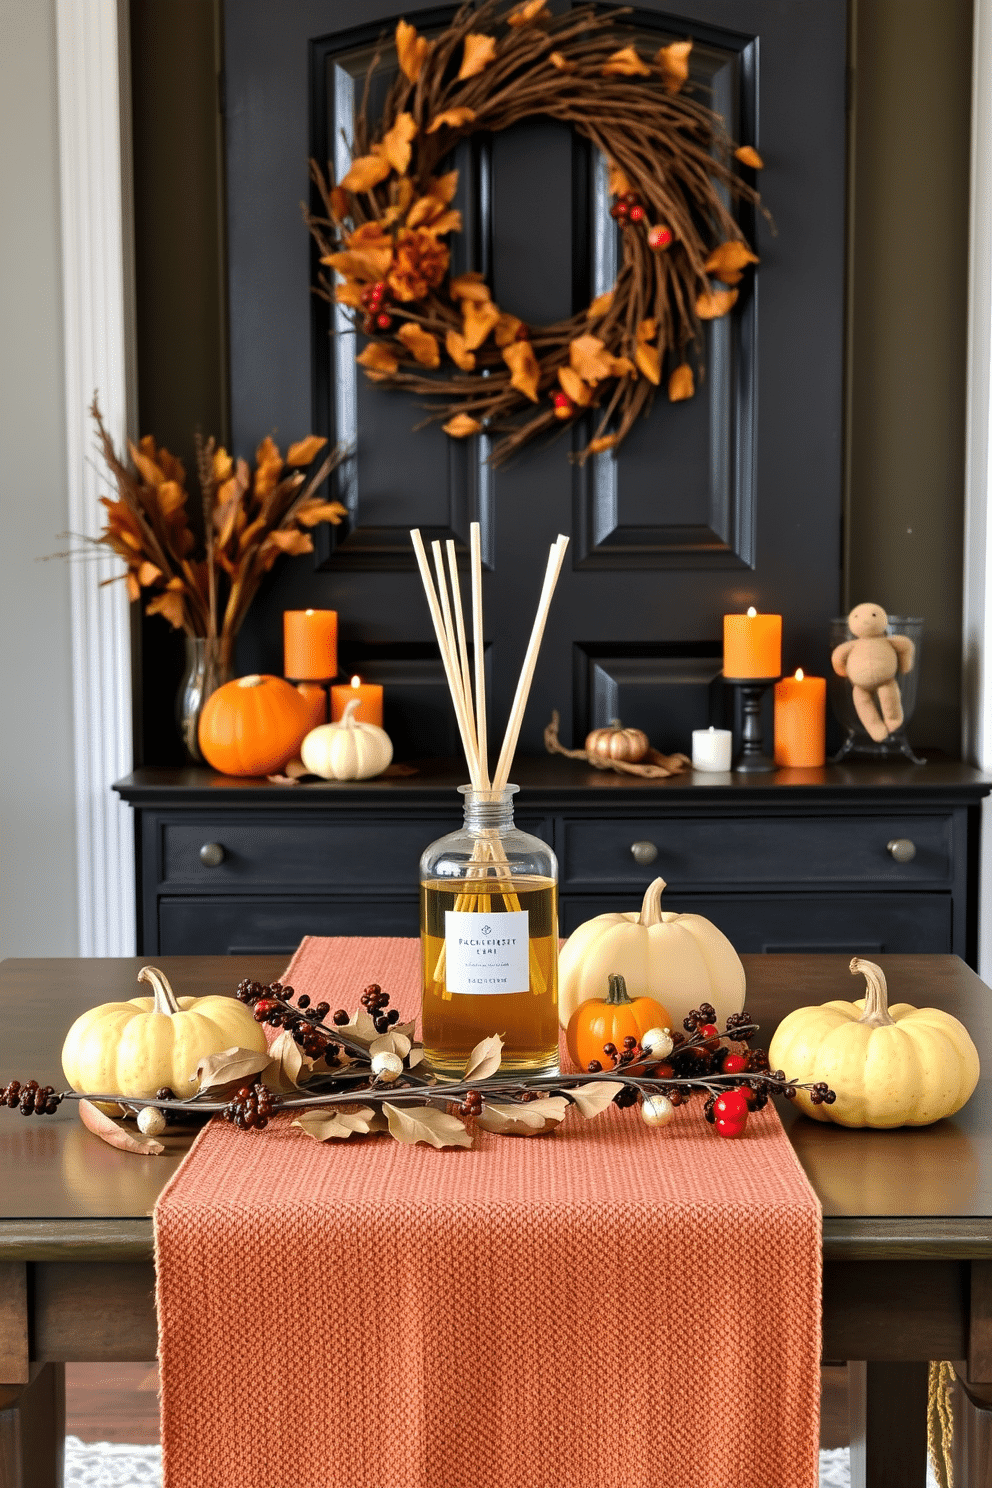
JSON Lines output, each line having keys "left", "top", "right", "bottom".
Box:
{"left": 301, "top": 698, "right": 393, "bottom": 781}
{"left": 768, "top": 956, "right": 980, "bottom": 1128}
{"left": 558, "top": 877, "right": 746, "bottom": 1031}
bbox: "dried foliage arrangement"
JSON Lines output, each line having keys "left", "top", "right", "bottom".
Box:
{"left": 85, "top": 400, "right": 347, "bottom": 668}
{"left": 6, "top": 976, "right": 834, "bottom": 1154}
{"left": 305, "top": 0, "right": 766, "bottom": 465}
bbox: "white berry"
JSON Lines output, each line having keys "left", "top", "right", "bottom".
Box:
{"left": 641, "top": 1095, "right": 675, "bottom": 1128}
{"left": 137, "top": 1106, "right": 168, "bottom": 1136}
{"left": 641, "top": 1027, "right": 674, "bottom": 1059}
{"left": 371, "top": 1051, "right": 403, "bottom": 1083}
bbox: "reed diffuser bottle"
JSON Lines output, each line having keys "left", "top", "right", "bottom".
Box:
{"left": 421, "top": 787, "right": 559, "bottom": 1076}
{"left": 411, "top": 521, "right": 568, "bottom": 1080}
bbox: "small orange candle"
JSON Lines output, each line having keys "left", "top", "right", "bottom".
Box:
{"left": 330, "top": 674, "right": 383, "bottom": 727}
{"left": 774, "top": 669, "right": 826, "bottom": 767}
{"left": 723, "top": 607, "right": 782, "bottom": 679}
{"left": 283, "top": 609, "right": 338, "bottom": 681}
{"left": 295, "top": 682, "right": 327, "bottom": 732}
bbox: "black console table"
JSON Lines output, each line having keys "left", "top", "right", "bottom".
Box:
{"left": 115, "top": 759, "right": 990, "bottom": 964}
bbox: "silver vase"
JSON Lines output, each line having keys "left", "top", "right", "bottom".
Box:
{"left": 176, "top": 636, "right": 230, "bottom": 763}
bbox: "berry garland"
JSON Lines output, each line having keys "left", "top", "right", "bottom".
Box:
{"left": 305, "top": 0, "right": 765, "bottom": 466}
{"left": 3, "top": 982, "right": 834, "bottom": 1151}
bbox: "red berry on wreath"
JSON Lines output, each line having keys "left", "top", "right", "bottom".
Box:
{"left": 622, "top": 191, "right": 638, "bottom": 205}
{"left": 515, "top": 322, "right": 531, "bottom": 341}
{"left": 713, "top": 1089, "right": 750, "bottom": 1138}
{"left": 723, "top": 1052, "right": 749, "bottom": 1074}
{"left": 648, "top": 225, "right": 674, "bottom": 251}
{"left": 628, "top": 204, "right": 645, "bottom": 223}
{"left": 552, "top": 391, "right": 574, "bottom": 419}
{"left": 375, "top": 312, "right": 392, "bottom": 330}
{"left": 698, "top": 1022, "right": 720, "bottom": 1049}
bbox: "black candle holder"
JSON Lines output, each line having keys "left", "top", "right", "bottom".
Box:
{"left": 723, "top": 676, "right": 780, "bottom": 773}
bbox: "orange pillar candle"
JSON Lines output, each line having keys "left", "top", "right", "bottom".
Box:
{"left": 295, "top": 682, "right": 327, "bottom": 732}
{"left": 723, "top": 607, "right": 782, "bottom": 678}
{"left": 330, "top": 674, "right": 383, "bottom": 727}
{"left": 283, "top": 609, "right": 338, "bottom": 681}
{"left": 774, "top": 669, "right": 826, "bottom": 767}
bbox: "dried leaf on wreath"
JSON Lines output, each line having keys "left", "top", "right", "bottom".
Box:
{"left": 735, "top": 145, "right": 764, "bottom": 170}
{"left": 369, "top": 1030, "right": 413, "bottom": 1060}
{"left": 569, "top": 334, "right": 616, "bottom": 384}
{"left": 549, "top": 50, "right": 575, "bottom": 72}
{"left": 703, "top": 240, "right": 759, "bottom": 285}
{"left": 445, "top": 330, "right": 476, "bottom": 371}
{"left": 339, "top": 154, "right": 392, "bottom": 194}
{"left": 656, "top": 39, "right": 692, "bottom": 93}
{"left": 558, "top": 366, "right": 594, "bottom": 407}
{"left": 443, "top": 413, "right": 483, "bottom": 438}
{"left": 380, "top": 112, "right": 418, "bottom": 175}
{"left": 634, "top": 341, "right": 661, "bottom": 385}
{"left": 587, "top": 289, "right": 615, "bottom": 320}
{"left": 636, "top": 318, "right": 657, "bottom": 344}
{"left": 508, "top": 0, "right": 547, "bottom": 25}
{"left": 587, "top": 434, "right": 620, "bottom": 454}
{"left": 191, "top": 1046, "right": 272, "bottom": 1094}
{"left": 293, "top": 1106, "right": 385, "bottom": 1141}
{"left": 398, "top": 322, "right": 441, "bottom": 368}
{"left": 608, "top": 162, "right": 633, "bottom": 198}
{"left": 668, "top": 363, "right": 695, "bottom": 402}
{"left": 395, "top": 18, "right": 430, "bottom": 82}
{"left": 324, "top": 247, "right": 393, "bottom": 282}
{"left": 383, "top": 1103, "right": 474, "bottom": 1149}
{"left": 356, "top": 343, "right": 400, "bottom": 377}
{"left": 461, "top": 297, "right": 502, "bottom": 350}
{"left": 463, "top": 1034, "right": 504, "bottom": 1082}
{"left": 428, "top": 170, "right": 459, "bottom": 207}
{"left": 79, "top": 1099, "right": 165, "bottom": 1156}
{"left": 449, "top": 271, "right": 491, "bottom": 303}
{"left": 476, "top": 1096, "right": 570, "bottom": 1135}
{"left": 696, "top": 288, "right": 739, "bottom": 319}
{"left": 285, "top": 435, "right": 327, "bottom": 467}
{"left": 494, "top": 313, "right": 525, "bottom": 348}
{"left": 458, "top": 32, "right": 498, "bottom": 81}
{"left": 564, "top": 1081, "right": 625, "bottom": 1117}
{"left": 602, "top": 45, "right": 650, "bottom": 77}
{"left": 427, "top": 107, "right": 477, "bottom": 134}
{"left": 330, "top": 185, "right": 350, "bottom": 222}
{"left": 503, "top": 340, "right": 541, "bottom": 402}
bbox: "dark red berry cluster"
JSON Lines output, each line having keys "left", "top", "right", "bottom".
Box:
{"left": 724, "top": 1010, "right": 757, "bottom": 1042}
{"left": 808, "top": 1081, "right": 836, "bottom": 1107}
{"left": 237, "top": 979, "right": 341, "bottom": 1063}
{"left": 1, "top": 1080, "right": 62, "bottom": 1115}
{"left": 360, "top": 983, "right": 401, "bottom": 1034}
{"left": 360, "top": 280, "right": 392, "bottom": 334}
{"left": 610, "top": 190, "right": 646, "bottom": 225}
{"left": 155, "top": 1087, "right": 183, "bottom": 1126}
{"left": 456, "top": 1089, "right": 483, "bottom": 1119}
{"left": 222, "top": 1082, "right": 276, "bottom": 1131}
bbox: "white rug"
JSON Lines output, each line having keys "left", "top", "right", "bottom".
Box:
{"left": 64, "top": 1440, "right": 937, "bottom": 1487}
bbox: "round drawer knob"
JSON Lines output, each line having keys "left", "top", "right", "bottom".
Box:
{"left": 199, "top": 842, "right": 225, "bottom": 868}
{"left": 887, "top": 837, "right": 917, "bottom": 864}
{"left": 630, "top": 840, "right": 659, "bottom": 866}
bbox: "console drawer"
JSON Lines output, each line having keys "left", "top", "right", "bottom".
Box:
{"left": 560, "top": 813, "right": 954, "bottom": 889}
{"left": 158, "top": 894, "right": 421, "bottom": 954}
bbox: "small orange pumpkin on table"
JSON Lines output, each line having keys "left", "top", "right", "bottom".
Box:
{"left": 198, "top": 674, "right": 310, "bottom": 776}
{"left": 566, "top": 973, "right": 673, "bottom": 1073}
{"left": 584, "top": 719, "right": 650, "bottom": 764}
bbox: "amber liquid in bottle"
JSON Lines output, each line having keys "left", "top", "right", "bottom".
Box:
{"left": 420, "top": 875, "right": 559, "bottom": 1076}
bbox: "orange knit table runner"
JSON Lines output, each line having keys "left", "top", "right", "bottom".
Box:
{"left": 155, "top": 936, "right": 822, "bottom": 1488}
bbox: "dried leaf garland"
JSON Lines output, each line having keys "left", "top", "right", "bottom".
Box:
{"left": 357, "top": 343, "right": 400, "bottom": 377}
{"left": 463, "top": 1035, "right": 505, "bottom": 1083}
{"left": 304, "top": 0, "right": 766, "bottom": 466}
{"left": 79, "top": 1099, "right": 165, "bottom": 1156}
{"left": 563, "top": 1082, "right": 625, "bottom": 1117}
{"left": 192, "top": 1047, "right": 272, "bottom": 1095}
{"left": 398, "top": 322, "right": 441, "bottom": 367}
{"left": 696, "top": 288, "right": 739, "bottom": 319}
{"left": 383, "top": 1103, "right": 475, "bottom": 1149}
{"left": 476, "top": 1097, "right": 570, "bottom": 1135}
{"left": 294, "top": 1106, "right": 385, "bottom": 1141}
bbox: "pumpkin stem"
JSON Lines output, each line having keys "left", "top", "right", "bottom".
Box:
{"left": 237, "top": 674, "right": 264, "bottom": 689}
{"left": 341, "top": 698, "right": 362, "bottom": 728}
{"left": 137, "top": 965, "right": 181, "bottom": 1016}
{"left": 638, "top": 877, "right": 667, "bottom": 926}
{"left": 606, "top": 973, "right": 635, "bottom": 1007}
{"left": 850, "top": 956, "right": 895, "bottom": 1027}
{"left": 608, "top": 718, "right": 623, "bottom": 730}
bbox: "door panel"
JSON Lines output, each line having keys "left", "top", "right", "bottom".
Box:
{"left": 225, "top": 0, "right": 846, "bottom": 759}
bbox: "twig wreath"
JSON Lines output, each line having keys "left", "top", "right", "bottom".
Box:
{"left": 305, "top": 0, "right": 766, "bottom": 465}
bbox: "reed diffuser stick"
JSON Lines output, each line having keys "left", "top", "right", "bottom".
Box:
{"left": 470, "top": 523, "right": 489, "bottom": 789}
{"left": 493, "top": 536, "right": 569, "bottom": 790}
{"left": 445, "top": 539, "right": 478, "bottom": 770}
{"left": 410, "top": 529, "right": 481, "bottom": 787}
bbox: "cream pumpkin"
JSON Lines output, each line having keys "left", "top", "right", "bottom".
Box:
{"left": 301, "top": 698, "right": 393, "bottom": 780}
{"left": 768, "top": 956, "right": 980, "bottom": 1128}
{"left": 61, "top": 965, "right": 267, "bottom": 1100}
{"left": 557, "top": 877, "right": 745, "bottom": 1030}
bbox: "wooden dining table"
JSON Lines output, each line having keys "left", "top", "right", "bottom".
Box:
{"left": 2, "top": 951, "right": 992, "bottom": 1488}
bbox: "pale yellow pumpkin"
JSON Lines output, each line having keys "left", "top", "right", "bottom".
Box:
{"left": 557, "top": 877, "right": 745, "bottom": 1030}
{"left": 301, "top": 698, "right": 393, "bottom": 780}
{"left": 768, "top": 956, "right": 980, "bottom": 1128}
{"left": 61, "top": 966, "right": 267, "bottom": 1100}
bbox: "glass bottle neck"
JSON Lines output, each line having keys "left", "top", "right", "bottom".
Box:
{"left": 459, "top": 785, "right": 517, "bottom": 832}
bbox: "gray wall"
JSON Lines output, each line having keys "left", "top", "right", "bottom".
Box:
{"left": 0, "top": 0, "right": 78, "bottom": 955}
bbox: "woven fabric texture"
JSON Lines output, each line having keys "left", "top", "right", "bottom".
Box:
{"left": 155, "top": 936, "right": 822, "bottom": 1488}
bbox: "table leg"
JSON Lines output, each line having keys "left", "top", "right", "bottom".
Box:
{"left": 0, "top": 1363, "right": 65, "bottom": 1488}
{"left": 848, "top": 1360, "right": 929, "bottom": 1487}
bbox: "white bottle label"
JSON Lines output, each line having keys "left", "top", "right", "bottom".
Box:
{"left": 444, "top": 910, "right": 530, "bottom": 995}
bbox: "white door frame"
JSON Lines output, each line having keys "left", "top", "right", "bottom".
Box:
{"left": 55, "top": 0, "right": 137, "bottom": 955}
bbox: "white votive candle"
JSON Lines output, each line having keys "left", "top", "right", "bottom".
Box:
{"left": 692, "top": 726, "right": 733, "bottom": 772}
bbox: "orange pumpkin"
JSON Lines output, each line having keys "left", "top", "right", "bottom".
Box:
{"left": 566, "top": 973, "right": 673, "bottom": 1073}
{"left": 198, "top": 674, "right": 310, "bottom": 776}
